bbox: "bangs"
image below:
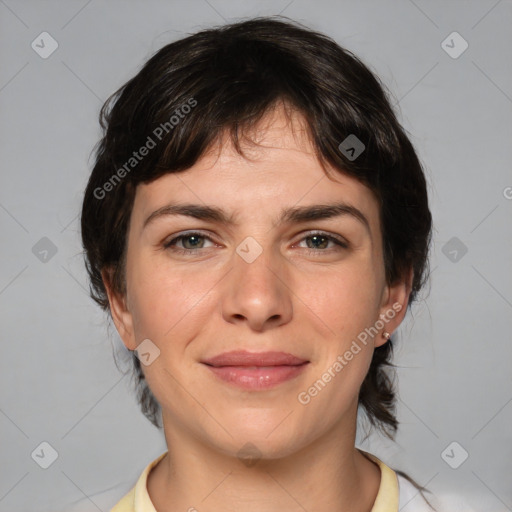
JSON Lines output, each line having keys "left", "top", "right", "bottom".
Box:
{"left": 97, "top": 26, "right": 394, "bottom": 191}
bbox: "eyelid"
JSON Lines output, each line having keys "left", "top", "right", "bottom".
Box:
{"left": 162, "top": 230, "right": 218, "bottom": 248}
{"left": 294, "top": 229, "right": 349, "bottom": 248}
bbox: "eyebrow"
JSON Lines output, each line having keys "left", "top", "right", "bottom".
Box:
{"left": 143, "top": 201, "right": 371, "bottom": 233}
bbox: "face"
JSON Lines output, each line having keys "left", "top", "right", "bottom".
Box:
{"left": 105, "top": 105, "right": 409, "bottom": 460}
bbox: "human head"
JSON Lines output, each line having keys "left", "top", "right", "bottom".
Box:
{"left": 81, "top": 16, "right": 431, "bottom": 439}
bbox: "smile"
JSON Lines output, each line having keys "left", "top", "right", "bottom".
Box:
{"left": 200, "top": 350, "right": 310, "bottom": 390}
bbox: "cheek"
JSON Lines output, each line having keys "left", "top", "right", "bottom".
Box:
{"left": 302, "top": 262, "right": 383, "bottom": 340}
{"left": 297, "top": 259, "right": 383, "bottom": 396}
{"left": 126, "top": 255, "right": 217, "bottom": 345}
{"left": 295, "top": 269, "right": 380, "bottom": 424}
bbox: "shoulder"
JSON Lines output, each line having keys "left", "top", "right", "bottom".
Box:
{"left": 110, "top": 487, "right": 136, "bottom": 512}
{"left": 64, "top": 483, "right": 135, "bottom": 512}
{"left": 110, "top": 451, "right": 167, "bottom": 511}
{"left": 360, "top": 450, "right": 434, "bottom": 512}
{"left": 397, "top": 473, "right": 433, "bottom": 511}
{"left": 68, "top": 452, "right": 166, "bottom": 512}
{"left": 397, "top": 474, "right": 495, "bottom": 512}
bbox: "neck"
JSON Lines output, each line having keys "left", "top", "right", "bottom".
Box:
{"left": 147, "top": 411, "right": 381, "bottom": 512}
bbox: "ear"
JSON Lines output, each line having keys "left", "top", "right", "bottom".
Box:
{"left": 374, "top": 267, "right": 413, "bottom": 348}
{"left": 102, "top": 267, "right": 137, "bottom": 351}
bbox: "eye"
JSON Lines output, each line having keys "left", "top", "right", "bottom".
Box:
{"left": 163, "top": 232, "right": 216, "bottom": 254}
{"left": 296, "top": 231, "right": 348, "bottom": 254}
{"left": 162, "top": 230, "right": 349, "bottom": 256}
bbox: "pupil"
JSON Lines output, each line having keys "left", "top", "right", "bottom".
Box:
{"left": 185, "top": 235, "right": 201, "bottom": 248}
{"left": 309, "top": 235, "right": 326, "bottom": 249}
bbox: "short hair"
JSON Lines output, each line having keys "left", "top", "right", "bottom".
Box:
{"left": 81, "top": 16, "right": 432, "bottom": 437}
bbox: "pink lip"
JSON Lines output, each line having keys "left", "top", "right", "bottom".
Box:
{"left": 201, "top": 351, "right": 309, "bottom": 390}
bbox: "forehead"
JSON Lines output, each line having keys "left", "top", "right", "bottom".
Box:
{"left": 132, "top": 105, "right": 380, "bottom": 230}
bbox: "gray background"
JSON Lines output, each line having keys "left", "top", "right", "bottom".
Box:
{"left": 0, "top": 0, "right": 511, "bottom": 511}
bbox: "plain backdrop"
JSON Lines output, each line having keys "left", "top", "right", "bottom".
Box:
{"left": 0, "top": 1, "right": 511, "bottom": 511}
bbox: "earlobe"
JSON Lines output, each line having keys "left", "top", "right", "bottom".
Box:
{"left": 101, "top": 268, "right": 137, "bottom": 350}
{"left": 375, "top": 269, "right": 413, "bottom": 347}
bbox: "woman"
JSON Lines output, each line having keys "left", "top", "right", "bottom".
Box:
{"left": 81, "top": 16, "right": 434, "bottom": 511}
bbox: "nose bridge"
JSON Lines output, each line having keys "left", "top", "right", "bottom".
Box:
{"left": 221, "top": 236, "right": 293, "bottom": 330}
{"left": 236, "top": 237, "right": 279, "bottom": 292}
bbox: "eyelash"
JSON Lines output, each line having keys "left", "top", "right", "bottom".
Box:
{"left": 162, "top": 231, "right": 348, "bottom": 256}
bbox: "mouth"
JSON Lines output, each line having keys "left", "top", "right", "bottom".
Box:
{"left": 201, "top": 351, "right": 310, "bottom": 390}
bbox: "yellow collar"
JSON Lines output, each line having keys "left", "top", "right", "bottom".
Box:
{"left": 360, "top": 450, "right": 399, "bottom": 511}
{"left": 111, "top": 450, "right": 398, "bottom": 511}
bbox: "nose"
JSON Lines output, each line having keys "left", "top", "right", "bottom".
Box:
{"left": 220, "top": 243, "right": 293, "bottom": 332}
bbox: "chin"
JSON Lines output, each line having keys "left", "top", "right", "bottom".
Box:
{"left": 217, "top": 436, "right": 301, "bottom": 464}
{"left": 208, "top": 419, "right": 308, "bottom": 462}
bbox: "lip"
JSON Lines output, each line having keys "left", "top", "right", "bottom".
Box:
{"left": 202, "top": 350, "right": 308, "bottom": 367}
{"left": 201, "top": 350, "right": 310, "bottom": 390}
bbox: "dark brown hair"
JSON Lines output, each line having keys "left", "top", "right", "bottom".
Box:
{"left": 81, "top": 16, "right": 432, "bottom": 438}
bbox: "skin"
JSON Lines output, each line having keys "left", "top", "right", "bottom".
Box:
{"left": 104, "top": 103, "right": 411, "bottom": 512}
